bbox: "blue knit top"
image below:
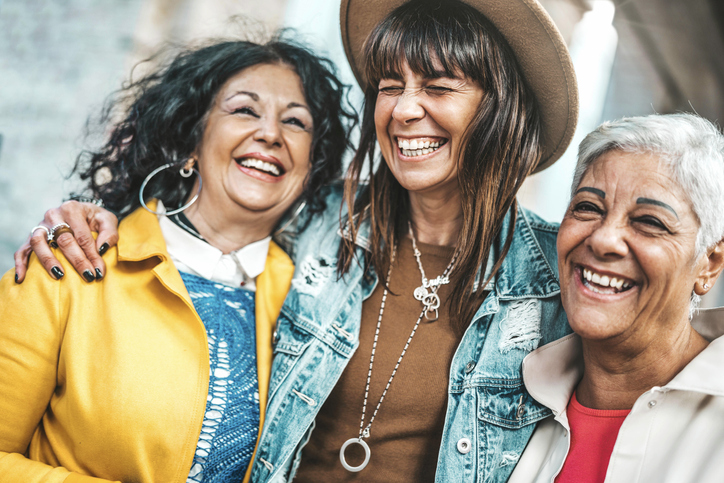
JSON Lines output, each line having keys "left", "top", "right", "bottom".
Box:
{"left": 181, "top": 271, "right": 260, "bottom": 483}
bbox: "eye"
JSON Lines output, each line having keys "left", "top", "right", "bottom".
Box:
{"left": 232, "top": 106, "right": 259, "bottom": 117}
{"left": 572, "top": 201, "right": 602, "bottom": 214}
{"left": 632, "top": 215, "right": 669, "bottom": 231}
{"left": 283, "top": 117, "right": 307, "bottom": 129}
{"left": 378, "top": 86, "right": 404, "bottom": 95}
{"left": 425, "top": 85, "right": 453, "bottom": 94}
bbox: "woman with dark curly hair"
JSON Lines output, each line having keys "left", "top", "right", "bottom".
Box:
{"left": 13, "top": 0, "right": 580, "bottom": 481}
{"left": 0, "top": 37, "right": 353, "bottom": 482}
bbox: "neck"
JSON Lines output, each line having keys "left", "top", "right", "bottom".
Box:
{"left": 408, "top": 190, "right": 463, "bottom": 246}
{"left": 576, "top": 322, "right": 709, "bottom": 410}
{"left": 183, "top": 197, "right": 278, "bottom": 254}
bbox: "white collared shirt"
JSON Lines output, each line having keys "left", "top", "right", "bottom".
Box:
{"left": 509, "top": 307, "right": 724, "bottom": 483}
{"left": 156, "top": 201, "right": 270, "bottom": 291}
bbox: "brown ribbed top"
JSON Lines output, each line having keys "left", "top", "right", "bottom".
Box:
{"left": 293, "top": 236, "right": 462, "bottom": 482}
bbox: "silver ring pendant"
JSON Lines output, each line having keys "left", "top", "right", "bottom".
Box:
{"left": 340, "top": 438, "right": 371, "bottom": 472}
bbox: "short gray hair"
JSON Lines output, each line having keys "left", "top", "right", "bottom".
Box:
{"left": 573, "top": 113, "right": 724, "bottom": 257}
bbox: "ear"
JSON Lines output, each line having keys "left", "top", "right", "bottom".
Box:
{"left": 694, "top": 240, "right": 724, "bottom": 295}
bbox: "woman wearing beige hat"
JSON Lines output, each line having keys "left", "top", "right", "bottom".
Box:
{"left": 15, "top": 0, "right": 578, "bottom": 481}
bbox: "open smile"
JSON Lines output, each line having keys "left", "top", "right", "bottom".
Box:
{"left": 579, "top": 266, "right": 636, "bottom": 295}
{"left": 234, "top": 153, "right": 286, "bottom": 179}
{"left": 396, "top": 136, "right": 448, "bottom": 158}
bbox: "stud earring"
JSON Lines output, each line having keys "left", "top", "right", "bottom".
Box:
{"left": 703, "top": 283, "right": 710, "bottom": 289}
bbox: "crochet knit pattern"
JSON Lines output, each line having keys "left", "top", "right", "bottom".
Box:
{"left": 181, "top": 271, "right": 260, "bottom": 483}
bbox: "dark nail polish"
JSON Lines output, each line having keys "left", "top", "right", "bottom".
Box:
{"left": 15, "top": 274, "right": 19, "bottom": 283}
{"left": 51, "top": 266, "right": 64, "bottom": 279}
{"left": 83, "top": 269, "right": 95, "bottom": 282}
{"left": 99, "top": 243, "right": 109, "bottom": 256}
{"left": 50, "top": 241, "right": 58, "bottom": 249}
{"left": 95, "top": 268, "right": 103, "bottom": 280}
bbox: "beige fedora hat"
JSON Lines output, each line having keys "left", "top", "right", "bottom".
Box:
{"left": 340, "top": 0, "right": 579, "bottom": 172}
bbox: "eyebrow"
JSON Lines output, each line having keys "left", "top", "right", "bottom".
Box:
{"left": 225, "top": 92, "right": 310, "bottom": 112}
{"left": 637, "top": 197, "right": 679, "bottom": 219}
{"left": 575, "top": 187, "right": 606, "bottom": 198}
{"left": 288, "top": 102, "right": 311, "bottom": 112}
{"left": 225, "top": 90, "right": 258, "bottom": 102}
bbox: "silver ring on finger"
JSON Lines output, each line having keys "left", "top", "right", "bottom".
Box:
{"left": 30, "top": 225, "right": 51, "bottom": 242}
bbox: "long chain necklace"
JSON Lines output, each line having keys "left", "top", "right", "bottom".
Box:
{"left": 409, "top": 222, "right": 456, "bottom": 321}
{"left": 339, "top": 232, "right": 457, "bottom": 473}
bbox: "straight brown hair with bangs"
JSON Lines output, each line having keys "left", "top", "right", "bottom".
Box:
{"left": 338, "top": 0, "right": 542, "bottom": 333}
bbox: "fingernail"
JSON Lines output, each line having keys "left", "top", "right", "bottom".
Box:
{"left": 99, "top": 243, "right": 109, "bottom": 256}
{"left": 95, "top": 268, "right": 103, "bottom": 280}
{"left": 50, "top": 241, "right": 58, "bottom": 249}
{"left": 83, "top": 269, "right": 95, "bottom": 282}
{"left": 15, "top": 274, "right": 19, "bottom": 283}
{"left": 51, "top": 266, "right": 65, "bottom": 279}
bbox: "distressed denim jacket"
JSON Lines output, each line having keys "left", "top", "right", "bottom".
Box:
{"left": 250, "top": 187, "right": 571, "bottom": 483}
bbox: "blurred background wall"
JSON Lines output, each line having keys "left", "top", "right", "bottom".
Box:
{"left": 1, "top": 0, "right": 723, "bottom": 307}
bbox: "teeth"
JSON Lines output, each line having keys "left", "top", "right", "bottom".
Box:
{"left": 582, "top": 267, "right": 633, "bottom": 292}
{"left": 397, "top": 138, "right": 445, "bottom": 158}
{"left": 239, "top": 158, "right": 281, "bottom": 176}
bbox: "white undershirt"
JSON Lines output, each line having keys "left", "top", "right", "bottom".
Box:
{"left": 155, "top": 201, "right": 270, "bottom": 291}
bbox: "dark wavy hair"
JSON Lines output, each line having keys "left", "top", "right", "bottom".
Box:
{"left": 74, "top": 36, "right": 356, "bottom": 220}
{"left": 339, "top": 0, "right": 542, "bottom": 333}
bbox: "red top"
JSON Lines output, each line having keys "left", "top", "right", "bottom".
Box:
{"left": 554, "top": 392, "right": 631, "bottom": 483}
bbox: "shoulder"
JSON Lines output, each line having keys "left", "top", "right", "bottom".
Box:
{"left": 517, "top": 206, "right": 560, "bottom": 268}
{"left": 291, "top": 181, "right": 349, "bottom": 259}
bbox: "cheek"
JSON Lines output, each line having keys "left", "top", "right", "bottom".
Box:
{"left": 556, "top": 217, "right": 579, "bottom": 264}
{"left": 374, "top": 99, "right": 393, "bottom": 142}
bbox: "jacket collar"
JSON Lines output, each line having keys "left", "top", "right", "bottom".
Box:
{"left": 117, "top": 200, "right": 190, "bottom": 302}
{"left": 523, "top": 307, "right": 724, "bottom": 416}
{"left": 117, "top": 200, "right": 169, "bottom": 263}
{"left": 669, "top": 307, "right": 724, "bottom": 396}
{"left": 481, "top": 206, "right": 560, "bottom": 300}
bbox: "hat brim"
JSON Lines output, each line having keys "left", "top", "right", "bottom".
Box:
{"left": 340, "top": 0, "right": 579, "bottom": 172}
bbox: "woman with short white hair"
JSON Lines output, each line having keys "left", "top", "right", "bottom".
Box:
{"left": 510, "top": 113, "right": 724, "bottom": 483}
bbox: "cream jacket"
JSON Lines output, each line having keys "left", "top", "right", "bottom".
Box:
{"left": 509, "top": 307, "right": 724, "bottom": 483}
{"left": 0, "top": 203, "right": 294, "bottom": 483}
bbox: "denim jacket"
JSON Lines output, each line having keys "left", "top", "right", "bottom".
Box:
{"left": 250, "top": 187, "right": 571, "bottom": 482}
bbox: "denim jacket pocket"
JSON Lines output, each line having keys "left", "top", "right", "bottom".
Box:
{"left": 476, "top": 380, "right": 551, "bottom": 482}
{"left": 270, "top": 309, "right": 315, "bottom": 398}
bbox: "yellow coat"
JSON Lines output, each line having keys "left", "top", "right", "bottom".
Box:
{"left": 0, "top": 203, "right": 294, "bottom": 483}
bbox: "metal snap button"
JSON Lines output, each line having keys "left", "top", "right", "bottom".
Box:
{"left": 648, "top": 400, "right": 657, "bottom": 408}
{"left": 464, "top": 361, "right": 476, "bottom": 373}
{"left": 272, "top": 330, "right": 279, "bottom": 346}
{"left": 516, "top": 404, "right": 526, "bottom": 419}
{"left": 457, "top": 437, "right": 472, "bottom": 454}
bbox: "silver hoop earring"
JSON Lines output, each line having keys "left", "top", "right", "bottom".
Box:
{"left": 139, "top": 162, "right": 202, "bottom": 216}
{"left": 274, "top": 201, "right": 307, "bottom": 236}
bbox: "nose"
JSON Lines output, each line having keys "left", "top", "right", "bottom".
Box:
{"left": 391, "top": 89, "right": 425, "bottom": 125}
{"left": 253, "top": 116, "right": 283, "bottom": 148}
{"left": 586, "top": 218, "right": 629, "bottom": 260}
